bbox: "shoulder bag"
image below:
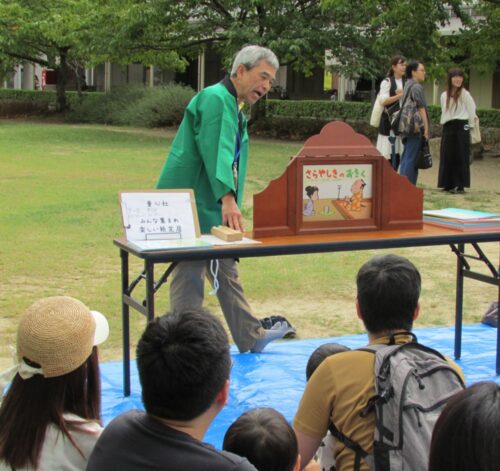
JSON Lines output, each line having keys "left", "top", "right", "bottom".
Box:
{"left": 470, "top": 115, "right": 481, "bottom": 144}
{"left": 370, "top": 95, "right": 385, "bottom": 128}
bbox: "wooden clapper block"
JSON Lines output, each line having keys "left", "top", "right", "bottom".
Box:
{"left": 210, "top": 225, "right": 244, "bottom": 242}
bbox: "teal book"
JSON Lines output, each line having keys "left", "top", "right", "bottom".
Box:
{"left": 423, "top": 208, "right": 500, "bottom": 222}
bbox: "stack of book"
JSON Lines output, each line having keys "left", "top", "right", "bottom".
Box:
{"left": 423, "top": 208, "right": 500, "bottom": 232}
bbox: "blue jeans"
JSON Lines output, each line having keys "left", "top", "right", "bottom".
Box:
{"left": 399, "top": 135, "right": 421, "bottom": 185}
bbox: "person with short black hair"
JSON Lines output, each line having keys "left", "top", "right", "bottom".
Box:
{"left": 293, "top": 254, "right": 463, "bottom": 471}
{"left": 0, "top": 296, "right": 109, "bottom": 471}
{"left": 356, "top": 253, "right": 421, "bottom": 334}
{"left": 223, "top": 407, "right": 300, "bottom": 471}
{"left": 87, "top": 308, "right": 257, "bottom": 471}
{"left": 429, "top": 381, "right": 500, "bottom": 471}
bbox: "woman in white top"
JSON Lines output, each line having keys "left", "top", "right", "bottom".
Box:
{"left": 376, "top": 55, "right": 407, "bottom": 170}
{"left": 438, "top": 68, "right": 477, "bottom": 193}
{"left": 0, "top": 296, "right": 109, "bottom": 470}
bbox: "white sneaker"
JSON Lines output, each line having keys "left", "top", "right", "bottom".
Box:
{"left": 250, "top": 322, "right": 293, "bottom": 353}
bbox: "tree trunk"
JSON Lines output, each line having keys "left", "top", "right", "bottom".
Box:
{"left": 56, "top": 48, "right": 69, "bottom": 112}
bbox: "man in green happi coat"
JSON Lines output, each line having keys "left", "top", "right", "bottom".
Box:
{"left": 157, "top": 45, "right": 295, "bottom": 353}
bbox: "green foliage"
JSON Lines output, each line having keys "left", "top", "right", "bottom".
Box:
{"left": 0, "top": 89, "right": 57, "bottom": 103}
{"left": 266, "top": 99, "right": 500, "bottom": 127}
{"left": 118, "top": 85, "right": 195, "bottom": 127}
{"left": 259, "top": 99, "right": 500, "bottom": 139}
{"left": 0, "top": 88, "right": 105, "bottom": 115}
{"left": 266, "top": 99, "right": 371, "bottom": 120}
{"left": 454, "top": 1, "right": 500, "bottom": 75}
{"left": 101, "top": 0, "right": 341, "bottom": 76}
{"left": 66, "top": 84, "right": 195, "bottom": 127}
{"left": 476, "top": 108, "right": 500, "bottom": 128}
{"left": 320, "top": 0, "right": 467, "bottom": 79}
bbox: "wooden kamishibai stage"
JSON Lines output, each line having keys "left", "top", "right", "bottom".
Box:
{"left": 253, "top": 120, "right": 423, "bottom": 237}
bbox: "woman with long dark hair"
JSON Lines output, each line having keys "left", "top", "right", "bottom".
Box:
{"left": 0, "top": 296, "right": 109, "bottom": 470}
{"left": 437, "top": 68, "right": 477, "bottom": 193}
{"left": 376, "top": 55, "right": 407, "bottom": 170}
{"left": 429, "top": 381, "right": 500, "bottom": 471}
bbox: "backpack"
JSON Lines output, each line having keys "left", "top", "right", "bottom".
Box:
{"left": 330, "top": 333, "right": 465, "bottom": 471}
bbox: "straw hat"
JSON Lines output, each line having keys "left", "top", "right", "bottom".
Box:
{"left": 17, "top": 296, "right": 109, "bottom": 378}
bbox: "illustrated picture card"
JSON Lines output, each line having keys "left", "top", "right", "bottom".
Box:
{"left": 302, "top": 163, "right": 374, "bottom": 222}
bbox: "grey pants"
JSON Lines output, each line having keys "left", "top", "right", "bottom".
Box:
{"left": 169, "top": 259, "right": 263, "bottom": 352}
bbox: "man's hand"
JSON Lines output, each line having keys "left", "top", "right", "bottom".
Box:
{"left": 221, "top": 193, "right": 244, "bottom": 232}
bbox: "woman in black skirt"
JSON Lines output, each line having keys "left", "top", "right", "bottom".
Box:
{"left": 438, "top": 68, "right": 477, "bottom": 194}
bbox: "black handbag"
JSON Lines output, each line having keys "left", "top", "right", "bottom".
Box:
{"left": 415, "top": 139, "right": 433, "bottom": 169}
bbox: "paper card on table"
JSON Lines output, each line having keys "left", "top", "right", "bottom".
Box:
{"left": 128, "top": 239, "right": 212, "bottom": 252}
{"left": 422, "top": 208, "right": 500, "bottom": 221}
{"left": 200, "top": 235, "right": 261, "bottom": 246}
{"left": 119, "top": 190, "right": 202, "bottom": 242}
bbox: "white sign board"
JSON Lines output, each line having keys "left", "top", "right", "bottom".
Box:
{"left": 119, "top": 190, "right": 203, "bottom": 250}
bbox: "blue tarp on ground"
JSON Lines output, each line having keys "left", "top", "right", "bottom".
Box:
{"left": 100, "top": 323, "right": 499, "bottom": 450}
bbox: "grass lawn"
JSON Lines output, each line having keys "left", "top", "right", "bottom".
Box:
{"left": 0, "top": 120, "right": 498, "bottom": 368}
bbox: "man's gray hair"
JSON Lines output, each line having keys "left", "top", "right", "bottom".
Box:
{"left": 230, "top": 45, "right": 279, "bottom": 77}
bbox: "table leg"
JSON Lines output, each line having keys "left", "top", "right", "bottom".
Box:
{"left": 454, "top": 243, "right": 464, "bottom": 361}
{"left": 145, "top": 260, "right": 155, "bottom": 322}
{"left": 497, "top": 248, "right": 500, "bottom": 375}
{"left": 121, "top": 249, "right": 131, "bottom": 397}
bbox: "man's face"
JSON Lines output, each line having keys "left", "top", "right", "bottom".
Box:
{"left": 234, "top": 60, "right": 277, "bottom": 105}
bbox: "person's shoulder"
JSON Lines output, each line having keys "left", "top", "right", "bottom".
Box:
{"left": 380, "top": 77, "right": 391, "bottom": 88}
{"left": 199, "top": 82, "right": 230, "bottom": 101}
{"left": 442, "top": 355, "right": 465, "bottom": 381}
{"left": 192, "top": 443, "right": 257, "bottom": 470}
{"left": 217, "top": 450, "right": 258, "bottom": 470}
{"left": 102, "top": 409, "right": 144, "bottom": 432}
{"left": 461, "top": 88, "right": 473, "bottom": 101}
{"left": 196, "top": 83, "right": 234, "bottom": 114}
{"left": 319, "top": 349, "right": 374, "bottom": 376}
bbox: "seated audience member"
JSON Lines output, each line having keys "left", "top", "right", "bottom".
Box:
{"left": 223, "top": 407, "right": 300, "bottom": 471}
{"left": 0, "top": 296, "right": 109, "bottom": 471}
{"left": 293, "top": 254, "right": 464, "bottom": 471}
{"left": 429, "top": 381, "right": 500, "bottom": 471}
{"left": 87, "top": 308, "right": 257, "bottom": 470}
{"left": 306, "top": 343, "right": 351, "bottom": 471}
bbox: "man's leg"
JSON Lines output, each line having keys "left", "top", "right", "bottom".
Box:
{"left": 206, "top": 258, "right": 263, "bottom": 353}
{"left": 207, "top": 259, "right": 294, "bottom": 353}
{"left": 169, "top": 260, "right": 206, "bottom": 312}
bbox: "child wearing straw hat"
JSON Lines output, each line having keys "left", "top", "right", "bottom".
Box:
{"left": 0, "top": 296, "right": 109, "bottom": 471}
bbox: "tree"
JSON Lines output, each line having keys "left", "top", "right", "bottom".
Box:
{"left": 0, "top": 0, "right": 185, "bottom": 111}
{"left": 101, "top": 0, "right": 342, "bottom": 75}
{"left": 321, "top": 0, "right": 468, "bottom": 81}
{"left": 0, "top": 0, "right": 102, "bottom": 110}
{"left": 455, "top": 0, "right": 500, "bottom": 75}
{"left": 95, "top": 0, "right": 349, "bottom": 119}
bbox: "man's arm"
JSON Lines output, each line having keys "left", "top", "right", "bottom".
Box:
{"left": 294, "top": 428, "right": 322, "bottom": 471}
{"left": 221, "top": 193, "right": 244, "bottom": 232}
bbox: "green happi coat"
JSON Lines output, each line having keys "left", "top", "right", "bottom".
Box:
{"left": 156, "top": 79, "right": 249, "bottom": 233}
